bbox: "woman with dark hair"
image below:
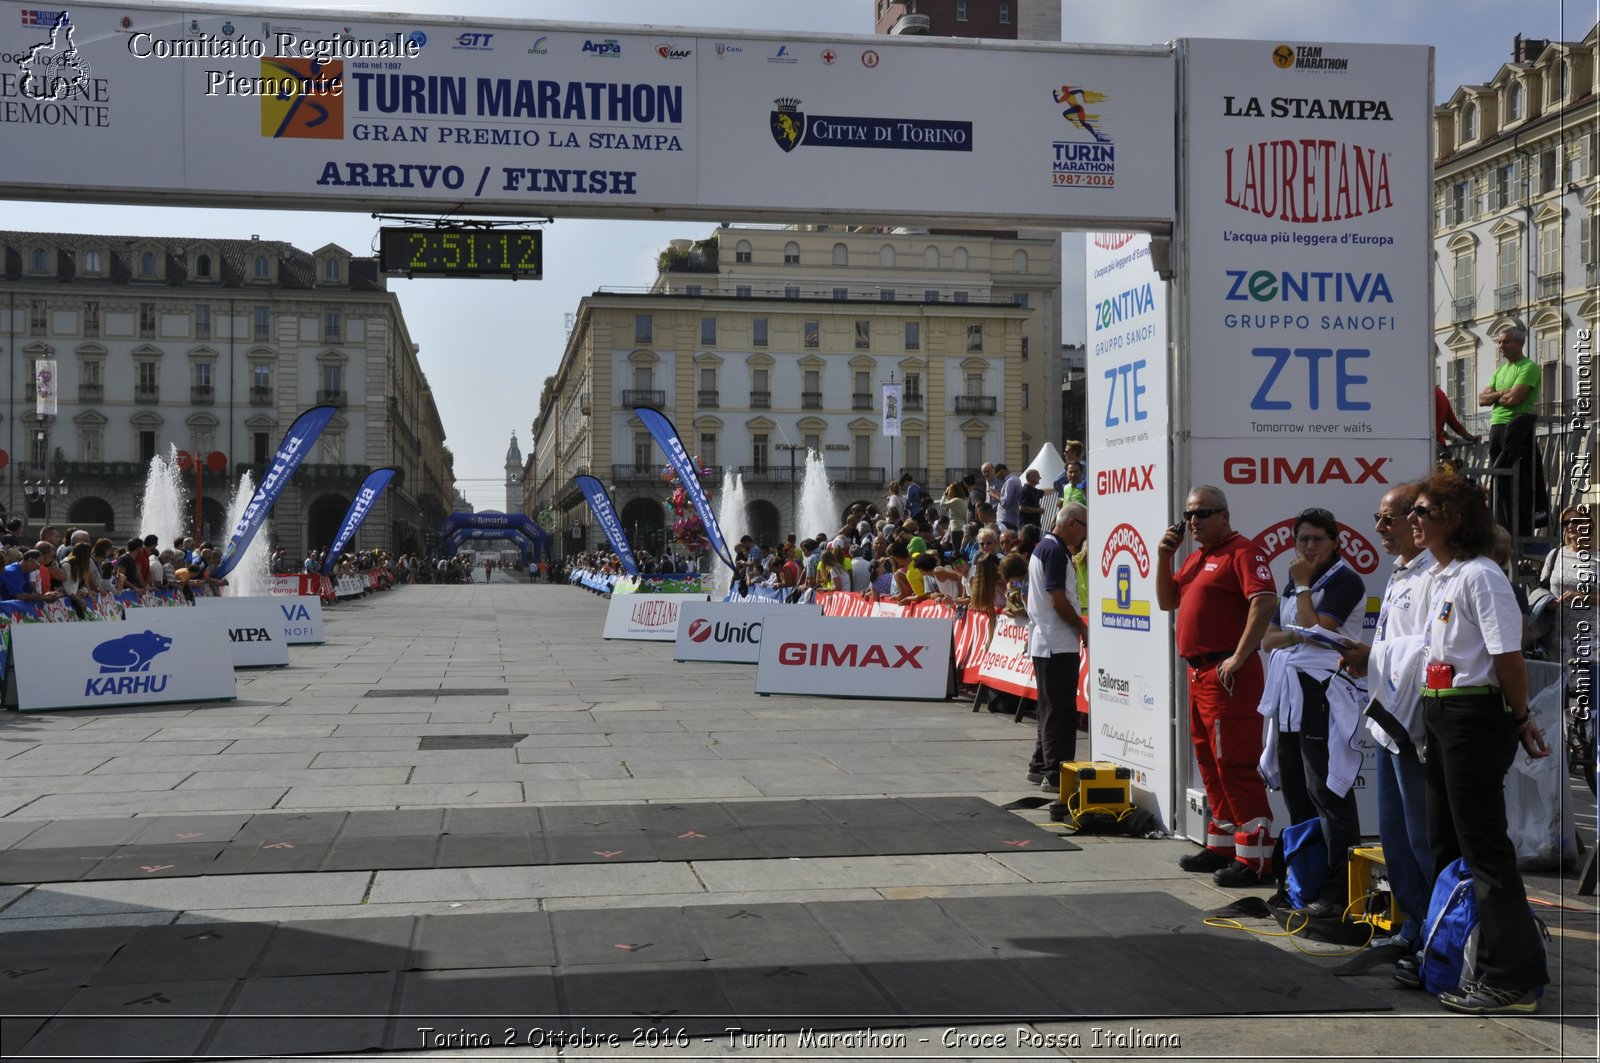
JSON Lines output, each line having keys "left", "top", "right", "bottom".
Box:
{"left": 1258, "top": 507, "right": 1369, "bottom": 903}
{"left": 1408, "top": 472, "right": 1549, "bottom": 1014}
{"left": 967, "top": 550, "right": 1005, "bottom": 613}
{"left": 61, "top": 542, "right": 98, "bottom": 618}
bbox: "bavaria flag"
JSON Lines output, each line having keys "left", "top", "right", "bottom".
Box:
{"left": 575, "top": 474, "right": 640, "bottom": 576}
{"left": 320, "top": 468, "right": 398, "bottom": 576}
{"left": 633, "top": 406, "right": 734, "bottom": 571}
{"left": 214, "top": 405, "right": 338, "bottom": 580}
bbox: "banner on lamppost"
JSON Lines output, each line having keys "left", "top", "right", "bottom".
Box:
{"left": 34, "top": 360, "right": 56, "bottom": 417}
{"left": 320, "top": 467, "right": 398, "bottom": 576}
{"left": 214, "top": 405, "right": 338, "bottom": 580}
{"left": 574, "top": 474, "right": 640, "bottom": 576}
{"left": 882, "top": 381, "right": 902, "bottom": 438}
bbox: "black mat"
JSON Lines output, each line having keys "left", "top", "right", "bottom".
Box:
{"left": 5, "top": 893, "right": 1388, "bottom": 1061}
{"left": 0, "top": 798, "right": 1078, "bottom": 884}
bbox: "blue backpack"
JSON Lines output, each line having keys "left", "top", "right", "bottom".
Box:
{"left": 1280, "top": 818, "right": 1328, "bottom": 910}
{"left": 1419, "top": 858, "right": 1548, "bottom": 996}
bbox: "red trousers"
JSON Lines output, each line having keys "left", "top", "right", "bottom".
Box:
{"left": 1189, "top": 654, "right": 1274, "bottom": 871}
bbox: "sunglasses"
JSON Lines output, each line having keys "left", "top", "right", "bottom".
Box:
{"left": 1182, "top": 508, "right": 1223, "bottom": 521}
{"left": 1295, "top": 535, "right": 1332, "bottom": 545}
{"left": 1408, "top": 504, "right": 1439, "bottom": 520}
{"left": 1373, "top": 513, "right": 1400, "bottom": 526}
{"left": 1563, "top": 518, "right": 1588, "bottom": 528}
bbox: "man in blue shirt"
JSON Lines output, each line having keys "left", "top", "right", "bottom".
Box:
{"left": 996, "top": 464, "right": 1023, "bottom": 531}
{"left": 0, "top": 550, "right": 44, "bottom": 601}
{"left": 901, "top": 473, "right": 924, "bottom": 522}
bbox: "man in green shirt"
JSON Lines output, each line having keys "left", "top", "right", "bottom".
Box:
{"left": 1478, "top": 324, "right": 1542, "bottom": 534}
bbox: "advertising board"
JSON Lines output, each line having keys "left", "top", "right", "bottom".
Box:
{"left": 602, "top": 592, "right": 709, "bottom": 641}
{"left": 9, "top": 615, "right": 236, "bottom": 712}
{"left": 673, "top": 600, "right": 822, "bottom": 664}
{"left": 754, "top": 614, "right": 952, "bottom": 700}
{"left": 196, "top": 594, "right": 321, "bottom": 652}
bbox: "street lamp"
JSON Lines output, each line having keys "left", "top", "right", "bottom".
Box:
{"left": 23, "top": 478, "right": 67, "bottom": 533}
{"left": 775, "top": 443, "right": 804, "bottom": 534}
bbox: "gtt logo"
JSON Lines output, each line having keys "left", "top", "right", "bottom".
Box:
{"left": 456, "top": 32, "right": 492, "bottom": 49}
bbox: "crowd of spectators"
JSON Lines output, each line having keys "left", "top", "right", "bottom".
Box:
{"left": 1, "top": 520, "right": 235, "bottom": 612}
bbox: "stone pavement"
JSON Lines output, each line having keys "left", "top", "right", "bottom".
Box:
{"left": 0, "top": 583, "right": 1594, "bottom": 1061}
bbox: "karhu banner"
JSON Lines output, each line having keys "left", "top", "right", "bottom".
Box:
{"left": 575, "top": 474, "right": 640, "bottom": 576}
{"left": 320, "top": 467, "right": 397, "bottom": 576}
{"left": 215, "top": 405, "right": 338, "bottom": 579}
{"left": 633, "top": 406, "right": 734, "bottom": 570}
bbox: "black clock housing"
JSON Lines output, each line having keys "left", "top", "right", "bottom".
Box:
{"left": 379, "top": 228, "right": 542, "bottom": 278}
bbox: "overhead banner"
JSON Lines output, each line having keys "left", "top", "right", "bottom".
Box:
{"left": 881, "top": 381, "right": 902, "bottom": 438}
{"left": 634, "top": 406, "right": 734, "bottom": 570}
{"left": 34, "top": 359, "right": 56, "bottom": 416}
{"left": 574, "top": 474, "right": 640, "bottom": 576}
{"left": 1084, "top": 232, "right": 1174, "bottom": 829}
{"left": 320, "top": 467, "right": 398, "bottom": 575}
{"left": 215, "top": 405, "right": 338, "bottom": 579}
{"left": 0, "top": 3, "right": 1175, "bottom": 228}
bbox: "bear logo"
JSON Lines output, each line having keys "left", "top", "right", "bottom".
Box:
{"left": 91, "top": 631, "right": 175, "bottom": 673}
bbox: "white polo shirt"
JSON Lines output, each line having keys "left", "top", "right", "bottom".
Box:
{"left": 1423, "top": 555, "right": 1521, "bottom": 689}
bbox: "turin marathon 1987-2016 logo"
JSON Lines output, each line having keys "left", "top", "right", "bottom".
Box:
{"left": 1050, "top": 82, "right": 1114, "bottom": 189}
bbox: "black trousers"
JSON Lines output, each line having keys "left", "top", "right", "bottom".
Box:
{"left": 1424, "top": 692, "right": 1549, "bottom": 990}
{"left": 1028, "top": 652, "right": 1080, "bottom": 776}
{"left": 1276, "top": 671, "right": 1362, "bottom": 904}
{"left": 1487, "top": 414, "right": 1538, "bottom": 535}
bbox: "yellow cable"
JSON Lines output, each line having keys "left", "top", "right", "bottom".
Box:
{"left": 1203, "top": 892, "right": 1378, "bottom": 957}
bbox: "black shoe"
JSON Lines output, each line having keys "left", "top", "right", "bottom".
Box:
{"left": 1438, "top": 981, "right": 1540, "bottom": 1014}
{"left": 1212, "top": 861, "right": 1271, "bottom": 888}
{"left": 1393, "top": 954, "right": 1422, "bottom": 989}
{"left": 1039, "top": 773, "right": 1060, "bottom": 792}
{"left": 1025, "top": 771, "right": 1044, "bottom": 785}
{"left": 1177, "top": 847, "right": 1230, "bottom": 873}
{"left": 1298, "top": 897, "right": 1346, "bottom": 921}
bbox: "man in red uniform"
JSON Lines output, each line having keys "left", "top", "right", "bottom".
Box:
{"left": 1156, "top": 485, "right": 1278, "bottom": 885}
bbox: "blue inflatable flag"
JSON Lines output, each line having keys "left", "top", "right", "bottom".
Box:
{"left": 633, "top": 406, "right": 733, "bottom": 570}
{"left": 575, "top": 475, "right": 640, "bottom": 576}
{"left": 215, "top": 404, "right": 338, "bottom": 580}
{"left": 320, "top": 468, "right": 397, "bottom": 576}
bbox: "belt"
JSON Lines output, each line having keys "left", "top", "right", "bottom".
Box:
{"left": 1419, "top": 685, "right": 1499, "bottom": 699}
{"left": 1184, "top": 651, "right": 1231, "bottom": 669}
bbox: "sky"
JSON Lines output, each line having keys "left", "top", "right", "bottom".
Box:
{"left": 13, "top": 0, "right": 1598, "bottom": 508}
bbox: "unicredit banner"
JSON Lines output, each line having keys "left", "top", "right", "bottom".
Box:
{"left": 634, "top": 407, "right": 733, "bottom": 570}
{"left": 754, "top": 614, "right": 952, "bottom": 700}
{"left": 0, "top": 2, "right": 1175, "bottom": 228}
{"left": 215, "top": 405, "right": 338, "bottom": 579}
{"left": 673, "top": 599, "right": 822, "bottom": 664}
{"left": 574, "top": 474, "right": 640, "bottom": 576}
{"left": 320, "top": 467, "right": 397, "bottom": 575}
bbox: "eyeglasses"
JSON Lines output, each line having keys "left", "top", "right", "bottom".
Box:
{"left": 1182, "top": 508, "right": 1223, "bottom": 521}
{"left": 1373, "top": 513, "right": 1400, "bottom": 526}
{"left": 1563, "top": 518, "right": 1588, "bottom": 528}
{"left": 1408, "top": 504, "right": 1438, "bottom": 520}
{"left": 1296, "top": 535, "right": 1331, "bottom": 545}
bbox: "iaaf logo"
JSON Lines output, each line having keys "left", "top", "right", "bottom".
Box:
{"left": 1099, "top": 523, "right": 1150, "bottom": 578}
{"left": 1224, "top": 455, "right": 1390, "bottom": 485}
{"left": 656, "top": 43, "right": 691, "bottom": 59}
{"left": 1096, "top": 464, "right": 1154, "bottom": 496}
{"left": 776, "top": 642, "right": 925, "bottom": 668}
{"left": 688, "top": 618, "right": 762, "bottom": 644}
{"left": 1252, "top": 518, "right": 1381, "bottom": 574}
{"left": 1094, "top": 233, "right": 1136, "bottom": 250}
{"left": 1224, "top": 140, "right": 1392, "bottom": 223}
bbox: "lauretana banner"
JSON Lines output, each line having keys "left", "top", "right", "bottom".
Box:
{"left": 215, "top": 405, "right": 338, "bottom": 580}
{"left": 634, "top": 406, "right": 734, "bottom": 570}
{"left": 320, "top": 467, "right": 397, "bottom": 576}
{"left": 574, "top": 474, "right": 640, "bottom": 576}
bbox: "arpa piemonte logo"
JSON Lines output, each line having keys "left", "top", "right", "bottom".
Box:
{"left": 86, "top": 630, "right": 173, "bottom": 696}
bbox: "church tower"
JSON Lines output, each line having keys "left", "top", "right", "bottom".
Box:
{"left": 504, "top": 431, "right": 523, "bottom": 514}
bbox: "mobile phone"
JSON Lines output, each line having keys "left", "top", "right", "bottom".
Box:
{"left": 1168, "top": 522, "right": 1186, "bottom": 541}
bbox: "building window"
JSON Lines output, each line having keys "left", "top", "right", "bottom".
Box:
{"left": 633, "top": 364, "right": 654, "bottom": 391}
{"left": 905, "top": 435, "right": 921, "bottom": 473}
{"left": 139, "top": 302, "right": 156, "bottom": 338}
{"left": 966, "top": 323, "right": 984, "bottom": 352}
{"left": 998, "top": 1, "right": 1010, "bottom": 22}
{"left": 1497, "top": 237, "right": 1520, "bottom": 289}
{"left": 701, "top": 316, "right": 716, "bottom": 345}
{"left": 633, "top": 431, "right": 653, "bottom": 469}
{"left": 752, "top": 432, "right": 769, "bottom": 470}
{"left": 965, "top": 371, "right": 984, "bottom": 396}
{"left": 954, "top": 290, "right": 970, "bottom": 303}
{"left": 253, "top": 254, "right": 270, "bottom": 279}
{"left": 253, "top": 363, "right": 271, "bottom": 390}
{"left": 324, "top": 311, "right": 341, "bottom": 342}
{"left": 1493, "top": 163, "right": 1515, "bottom": 209}
{"left": 965, "top": 434, "right": 983, "bottom": 471}
{"left": 1507, "top": 81, "right": 1522, "bottom": 121}
{"left": 322, "top": 363, "right": 343, "bottom": 395}
{"left": 1539, "top": 147, "right": 1558, "bottom": 194}
{"left": 832, "top": 242, "right": 848, "bottom": 266}
{"left": 904, "top": 322, "right": 920, "bottom": 350}
{"left": 1012, "top": 293, "right": 1029, "bottom": 307}
{"left": 784, "top": 284, "right": 800, "bottom": 299}
{"left": 1021, "top": 337, "right": 1030, "bottom": 359}
{"left": 699, "top": 365, "right": 717, "bottom": 402}
{"left": 196, "top": 254, "right": 212, "bottom": 279}
{"left": 752, "top": 317, "right": 768, "bottom": 346}
{"left": 635, "top": 313, "right": 652, "bottom": 343}
{"left": 804, "top": 320, "right": 819, "bottom": 348}
{"left": 1021, "top": 382, "right": 1030, "bottom": 409}
{"left": 804, "top": 432, "right": 821, "bottom": 453}
{"left": 254, "top": 306, "right": 271, "bottom": 341}
{"left": 137, "top": 361, "right": 159, "bottom": 392}
{"left": 80, "top": 359, "right": 102, "bottom": 388}
{"left": 29, "top": 299, "right": 46, "bottom": 336}
{"left": 904, "top": 372, "right": 922, "bottom": 408}
{"left": 324, "top": 257, "right": 342, "bottom": 282}
{"left": 1461, "top": 101, "right": 1476, "bottom": 141}
{"left": 1581, "top": 214, "right": 1600, "bottom": 265}
{"left": 1552, "top": 60, "right": 1568, "bottom": 103}
{"left": 253, "top": 431, "right": 270, "bottom": 466}
{"left": 783, "top": 242, "right": 800, "bottom": 265}
{"left": 752, "top": 367, "right": 770, "bottom": 405}
{"left": 82, "top": 249, "right": 101, "bottom": 274}
{"left": 735, "top": 285, "right": 752, "bottom": 298}
{"left": 140, "top": 251, "right": 158, "bottom": 277}
{"left": 955, "top": 0, "right": 968, "bottom": 21}
{"left": 140, "top": 430, "right": 158, "bottom": 464}
{"left": 30, "top": 247, "right": 49, "bottom": 273}
{"left": 881, "top": 289, "right": 895, "bottom": 302}
{"left": 854, "top": 369, "right": 871, "bottom": 409}
{"left": 79, "top": 426, "right": 101, "bottom": 463}
{"left": 854, "top": 434, "right": 872, "bottom": 471}
{"left": 194, "top": 362, "right": 212, "bottom": 390}
{"left": 194, "top": 304, "right": 210, "bottom": 340}
{"left": 923, "top": 247, "right": 939, "bottom": 269}
{"left": 1539, "top": 222, "right": 1561, "bottom": 278}
{"left": 803, "top": 368, "right": 822, "bottom": 408}
{"left": 699, "top": 432, "right": 717, "bottom": 467}
{"left": 735, "top": 240, "right": 752, "bottom": 264}
{"left": 854, "top": 320, "right": 871, "bottom": 349}
{"left": 833, "top": 287, "right": 848, "bottom": 301}
{"left": 685, "top": 284, "right": 702, "bottom": 297}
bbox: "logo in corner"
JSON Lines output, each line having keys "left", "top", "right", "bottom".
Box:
{"left": 771, "top": 97, "right": 806, "bottom": 152}
{"left": 1051, "top": 83, "right": 1115, "bottom": 188}
{"left": 688, "top": 618, "right": 713, "bottom": 643}
{"left": 1099, "top": 523, "right": 1152, "bottom": 632}
{"left": 17, "top": 10, "right": 90, "bottom": 102}
{"left": 260, "top": 58, "right": 344, "bottom": 139}
{"left": 1271, "top": 44, "right": 1295, "bottom": 69}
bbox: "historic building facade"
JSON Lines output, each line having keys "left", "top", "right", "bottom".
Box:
{"left": 0, "top": 232, "right": 452, "bottom": 555}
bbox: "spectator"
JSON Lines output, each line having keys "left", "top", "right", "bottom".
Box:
{"left": 996, "top": 463, "right": 1023, "bottom": 531}
{"left": 968, "top": 550, "right": 1005, "bottom": 612}
{"left": 1020, "top": 469, "right": 1045, "bottom": 525}
{"left": 0, "top": 549, "right": 49, "bottom": 601}
{"left": 1434, "top": 385, "right": 1480, "bottom": 459}
{"left": 1478, "top": 325, "right": 1545, "bottom": 535}
{"left": 1062, "top": 462, "right": 1089, "bottom": 505}
{"left": 1026, "top": 505, "right": 1091, "bottom": 790}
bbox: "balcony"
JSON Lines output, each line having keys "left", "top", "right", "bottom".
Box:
{"left": 1451, "top": 297, "right": 1475, "bottom": 323}
{"left": 1537, "top": 273, "right": 1563, "bottom": 300}
{"left": 828, "top": 465, "right": 885, "bottom": 486}
{"left": 77, "top": 383, "right": 102, "bottom": 403}
{"left": 801, "top": 390, "right": 823, "bottom": 409}
{"left": 134, "top": 385, "right": 160, "bottom": 404}
{"left": 317, "top": 388, "right": 346, "bottom": 407}
{"left": 739, "top": 464, "right": 798, "bottom": 482}
{"left": 658, "top": 242, "right": 719, "bottom": 273}
{"left": 622, "top": 388, "right": 665, "bottom": 407}
{"left": 945, "top": 466, "right": 975, "bottom": 486}
{"left": 612, "top": 463, "right": 662, "bottom": 483}
{"left": 60, "top": 460, "right": 148, "bottom": 480}
{"left": 749, "top": 390, "right": 771, "bottom": 409}
{"left": 890, "top": 13, "right": 931, "bottom": 34}
{"left": 954, "top": 395, "right": 997, "bottom": 415}
{"left": 697, "top": 389, "right": 719, "bottom": 408}
{"left": 190, "top": 384, "right": 214, "bottom": 405}
{"left": 852, "top": 392, "right": 873, "bottom": 410}
{"left": 1494, "top": 284, "right": 1521, "bottom": 312}
{"left": 903, "top": 391, "right": 924, "bottom": 411}
{"left": 249, "top": 385, "right": 273, "bottom": 406}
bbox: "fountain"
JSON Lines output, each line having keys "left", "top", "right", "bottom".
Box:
{"left": 137, "top": 447, "right": 188, "bottom": 547}
{"left": 711, "top": 467, "right": 748, "bottom": 600}
{"left": 219, "top": 470, "right": 271, "bottom": 598}
{"left": 797, "top": 449, "right": 838, "bottom": 543}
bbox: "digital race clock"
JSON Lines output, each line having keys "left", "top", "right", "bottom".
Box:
{"left": 378, "top": 227, "right": 543, "bottom": 279}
